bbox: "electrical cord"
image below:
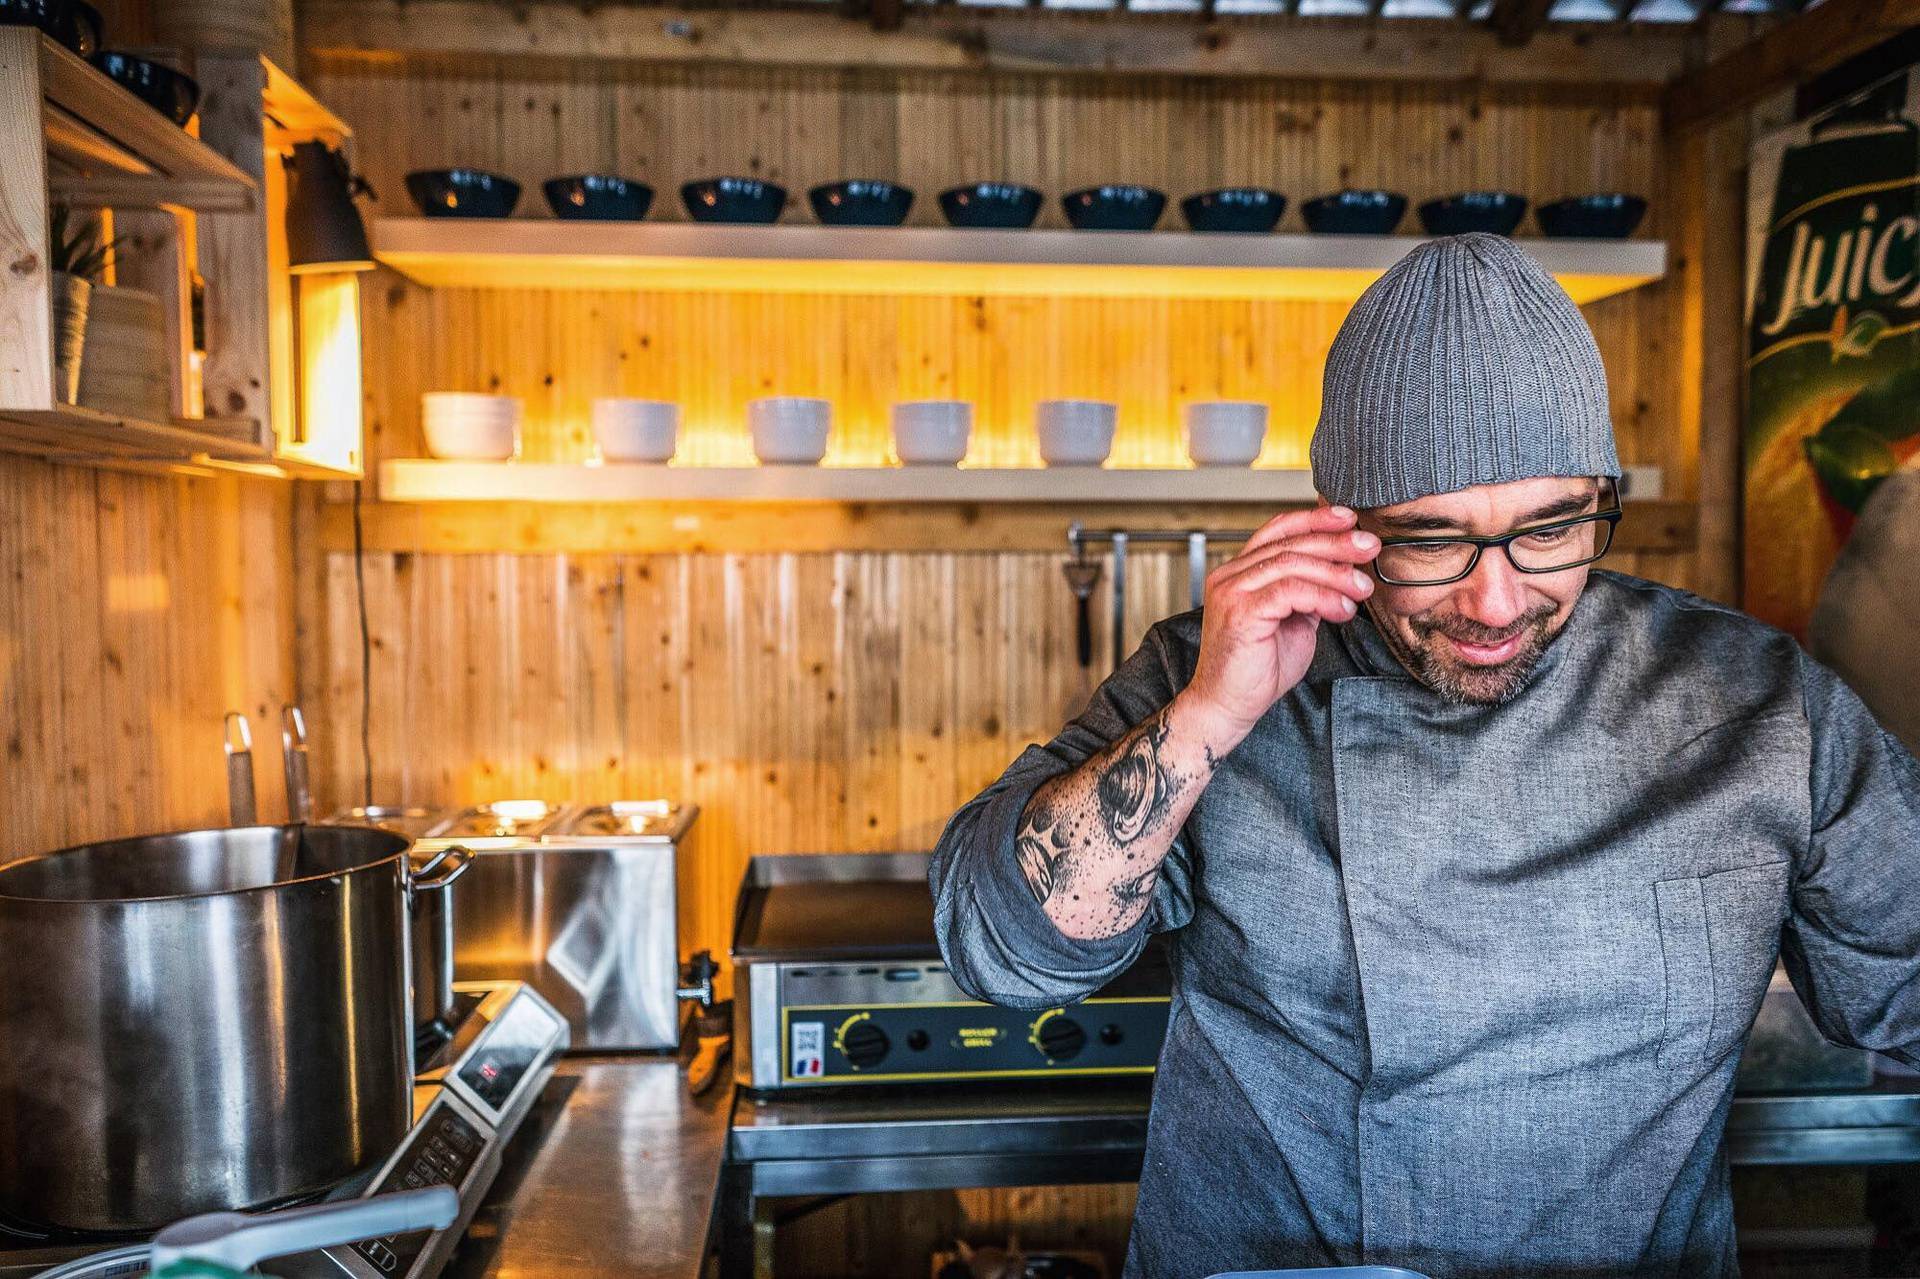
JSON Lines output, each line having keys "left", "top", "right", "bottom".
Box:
{"left": 352, "top": 478, "right": 373, "bottom": 808}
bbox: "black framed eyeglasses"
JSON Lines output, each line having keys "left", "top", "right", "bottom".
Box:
{"left": 1369, "top": 480, "right": 1623, "bottom": 587}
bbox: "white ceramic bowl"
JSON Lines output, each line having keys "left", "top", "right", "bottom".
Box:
{"left": 1035, "top": 399, "right": 1117, "bottom": 467}
{"left": 891, "top": 401, "right": 973, "bottom": 466}
{"left": 422, "top": 393, "right": 521, "bottom": 460}
{"left": 1185, "top": 401, "right": 1269, "bottom": 467}
{"left": 749, "top": 397, "right": 832, "bottom": 465}
{"left": 424, "top": 391, "right": 518, "bottom": 418}
{"left": 593, "top": 398, "right": 679, "bottom": 463}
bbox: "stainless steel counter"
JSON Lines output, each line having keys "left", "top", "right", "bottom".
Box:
{"left": 720, "top": 1075, "right": 1920, "bottom": 1276}
{"left": 445, "top": 1057, "right": 731, "bottom": 1279}
{"left": 730, "top": 1077, "right": 1920, "bottom": 1186}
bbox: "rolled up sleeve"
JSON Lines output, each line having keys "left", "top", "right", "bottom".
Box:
{"left": 929, "top": 621, "right": 1198, "bottom": 1011}
{"left": 1782, "top": 651, "right": 1920, "bottom": 1066}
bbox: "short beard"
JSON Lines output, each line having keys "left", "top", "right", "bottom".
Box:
{"left": 1375, "top": 600, "right": 1563, "bottom": 706}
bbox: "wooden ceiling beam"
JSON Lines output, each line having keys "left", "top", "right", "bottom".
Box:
{"left": 300, "top": 0, "right": 1718, "bottom": 88}
{"left": 1488, "top": 0, "right": 1557, "bottom": 45}
{"left": 1664, "top": 0, "right": 1920, "bottom": 129}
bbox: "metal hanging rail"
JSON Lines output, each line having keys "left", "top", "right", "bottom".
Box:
{"left": 1067, "top": 523, "right": 1260, "bottom": 671}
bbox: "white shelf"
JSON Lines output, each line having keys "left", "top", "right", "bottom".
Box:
{"left": 369, "top": 219, "right": 1668, "bottom": 305}
{"left": 379, "top": 461, "right": 1667, "bottom": 505}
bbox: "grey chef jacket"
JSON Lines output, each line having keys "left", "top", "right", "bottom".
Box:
{"left": 929, "top": 570, "right": 1920, "bottom": 1279}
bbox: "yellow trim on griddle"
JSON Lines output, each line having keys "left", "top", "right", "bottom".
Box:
{"left": 778, "top": 999, "right": 1168, "bottom": 1084}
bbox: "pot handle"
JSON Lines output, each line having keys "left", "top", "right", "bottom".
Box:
{"left": 148, "top": 1186, "right": 458, "bottom": 1272}
{"left": 411, "top": 844, "right": 475, "bottom": 895}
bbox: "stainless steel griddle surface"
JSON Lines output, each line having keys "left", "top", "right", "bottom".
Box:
{"left": 734, "top": 878, "right": 940, "bottom": 960}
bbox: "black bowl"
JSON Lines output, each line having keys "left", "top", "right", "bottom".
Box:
{"left": 809, "top": 180, "right": 913, "bottom": 227}
{"left": 1419, "top": 191, "right": 1528, "bottom": 237}
{"left": 1063, "top": 185, "right": 1167, "bottom": 232}
{"left": 1300, "top": 189, "right": 1407, "bottom": 235}
{"left": 938, "top": 183, "right": 1043, "bottom": 229}
{"left": 1535, "top": 193, "right": 1648, "bottom": 240}
{"left": 406, "top": 168, "right": 521, "bottom": 218}
{"left": 1181, "top": 187, "right": 1286, "bottom": 234}
{"left": 2, "top": 0, "right": 100, "bottom": 56}
{"left": 543, "top": 175, "right": 653, "bottom": 221}
{"left": 681, "top": 177, "right": 787, "bottom": 224}
{"left": 89, "top": 52, "right": 198, "bottom": 126}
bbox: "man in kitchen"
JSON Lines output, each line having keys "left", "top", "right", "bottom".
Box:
{"left": 929, "top": 232, "right": 1920, "bottom": 1279}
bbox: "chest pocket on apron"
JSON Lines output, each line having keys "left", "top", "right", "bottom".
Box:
{"left": 1654, "top": 861, "right": 1793, "bottom": 1068}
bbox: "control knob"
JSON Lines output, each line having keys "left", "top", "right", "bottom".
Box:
{"left": 1029, "top": 1011, "right": 1087, "bottom": 1063}
{"left": 836, "top": 1018, "right": 890, "bottom": 1070}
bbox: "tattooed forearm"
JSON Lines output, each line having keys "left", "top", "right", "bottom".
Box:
{"left": 1014, "top": 795, "right": 1073, "bottom": 903}
{"left": 1010, "top": 695, "right": 1225, "bottom": 941}
{"left": 1110, "top": 864, "right": 1160, "bottom": 906}
{"left": 1096, "top": 716, "right": 1172, "bottom": 844}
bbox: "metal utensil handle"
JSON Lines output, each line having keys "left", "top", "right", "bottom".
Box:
{"left": 1110, "top": 532, "right": 1129, "bottom": 673}
{"left": 224, "top": 712, "right": 256, "bottom": 827}
{"left": 281, "top": 705, "right": 312, "bottom": 824}
{"left": 1188, "top": 531, "right": 1209, "bottom": 610}
{"left": 410, "top": 844, "right": 475, "bottom": 893}
{"left": 148, "top": 1186, "right": 458, "bottom": 1272}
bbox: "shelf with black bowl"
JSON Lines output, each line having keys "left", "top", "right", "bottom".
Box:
{"left": 3, "top": 26, "right": 363, "bottom": 474}
{"left": 14, "top": 30, "right": 256, "bottom": 213}
{"left": 368, "top": 217, "right": 1667, "bottom": 304}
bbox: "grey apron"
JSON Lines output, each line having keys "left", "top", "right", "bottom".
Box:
{"left": 931, "top": 570, "right": 1920, "bottom": 1279}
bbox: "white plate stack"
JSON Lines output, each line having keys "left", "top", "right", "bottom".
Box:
{"left": 423, "top": 393, "right": 521, "bottom": 461}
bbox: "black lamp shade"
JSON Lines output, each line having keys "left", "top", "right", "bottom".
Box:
{"left": 286, "top": 142, "right": 374, "bottom": 273}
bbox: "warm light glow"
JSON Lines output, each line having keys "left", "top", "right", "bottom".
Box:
{"left": 290, "top": 271, "right": 364, "bottom": 475}
{"left": 106, "top": 573, "right": 172, "bottom": 613}
{"left": 488, "top": 799, "right": 552, "bottom": 822}
{"left": 374, "top": 252, "right": 1653, "bottom": 306}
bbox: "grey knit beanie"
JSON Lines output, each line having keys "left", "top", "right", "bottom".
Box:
{"left": 1309, "top": 232, "right": 1619, "bottom": 509}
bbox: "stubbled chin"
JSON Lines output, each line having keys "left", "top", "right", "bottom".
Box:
{"left": 1433, "top": 654, "right": 1537, "bottom": 705}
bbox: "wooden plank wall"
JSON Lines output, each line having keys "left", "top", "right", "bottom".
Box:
{"left": 298, "top": 49, "right": 1702, "bottom": 890}
{"left": 296, "top": 47, "right": 1739, "bottom": 1275}
{"left": 308, "top": 57, "right": 1676, "bottom": 477}
{"left": 0, "top": 456, "right": 297, "bottom": 857}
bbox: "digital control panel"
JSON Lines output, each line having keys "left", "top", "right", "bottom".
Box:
{"left": 453, "top": 992, "right": 561, "bottom": 1115}
{"left": 782, "top": 997, "right": 1169, "bottom": 1084}
{"left": 351, "top": 1103, "right": 483, "bottom": 1275}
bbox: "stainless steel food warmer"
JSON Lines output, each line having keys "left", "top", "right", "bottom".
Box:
{"left": 414, "top": 800, "right": 697, "bottom": 1051}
